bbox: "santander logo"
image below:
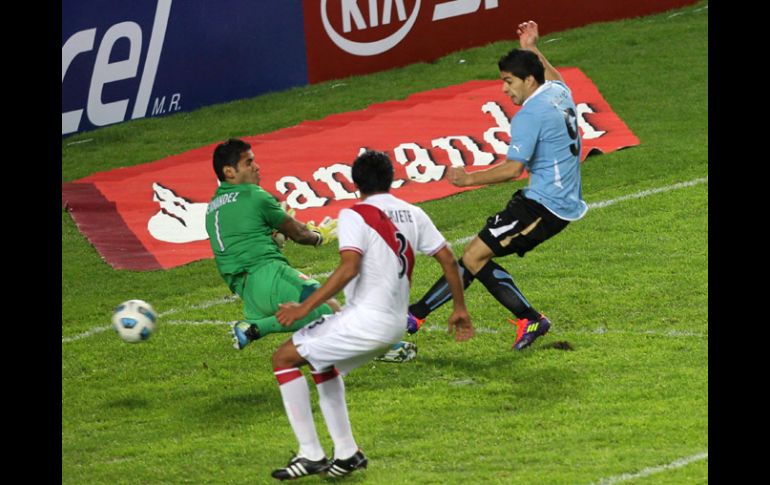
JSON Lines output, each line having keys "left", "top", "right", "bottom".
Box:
{"left": 320, "top": 0, "right": 422, "bottom": 57}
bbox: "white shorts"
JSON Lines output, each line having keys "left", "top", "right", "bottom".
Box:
{"left": 292, "top": 306, "right": 404, "bottom": 376}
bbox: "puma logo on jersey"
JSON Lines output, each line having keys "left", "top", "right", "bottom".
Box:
{"left": 489, "top": 220, "right": 518, "bottom": 238}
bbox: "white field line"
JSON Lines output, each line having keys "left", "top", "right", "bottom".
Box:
{"left": 588, "top": 451, "right": 708, "bottom": 485}
{"left": 585, "top": 177, "right": 707, "bottom": 210}
{"left": 450, "top": 176, "right": 707, "bottom": 247}
{"left": 62, "top": 326, "right": 112, "bottom": 343}
{"left": 165, "top": 319, "right": 230, "bottom": 325}
{"left": 62, "top": 298, "right": 241, "bottom": 343}
{"left": 667, "top": 3, "right": 708, "bottom": 18}
{"left": 158, "top": 295, "right": 239, "bottom": 317}
{"left": 62, "top": 177, "right": 707, "bottom": 344}
{"left": 645, "top": 3, "right": 706, "bottom": 21}
{"left": 65, "top": 138, "right": 93, "bottom": 146}
{"left": 422, "top": 324, "right": 707, "bottom": 339}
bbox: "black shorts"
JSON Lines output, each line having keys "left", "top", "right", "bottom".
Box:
{"left": 478, "top": 190, "right": 569, "bottom": 257}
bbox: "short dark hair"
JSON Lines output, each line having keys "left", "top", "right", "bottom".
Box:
{"left": 498, "top": 49, "right": 545, "bottom": 85}
{"left": 352, "top": 150, "right": 394, "bottom": 195}
{"left": 213, "top": 138, "right": 251, "bottom": 181}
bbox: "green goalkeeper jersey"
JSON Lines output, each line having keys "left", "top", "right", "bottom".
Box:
{"left": 205, "top": 181, "right": 288, "bottom": 294}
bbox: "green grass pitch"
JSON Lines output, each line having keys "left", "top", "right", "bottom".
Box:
{"left": 62, "top": 2, "right": 708, "bottom": 484}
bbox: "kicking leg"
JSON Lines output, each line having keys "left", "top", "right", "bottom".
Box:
{"left": 463, "top": 236, "right": 549, "bottom": 350}
{"left": 407, "top": 259, "right": 475, "bottom": 332}
{"left": 232, "top": 298, "right": 338, "bottom": 350}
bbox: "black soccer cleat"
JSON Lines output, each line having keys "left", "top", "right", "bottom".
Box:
{"left": 326, "top": 450, "right": 368, "bottom": 478}
{"left": 271, "top": 454, "right": 329, "bottom": 481}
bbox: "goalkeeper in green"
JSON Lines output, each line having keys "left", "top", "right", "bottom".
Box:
{"left": 205, "top": 138, "right": 413, "bottom": 362}
{"left": 205, "top": 138, "right": 340, "bottom": 349}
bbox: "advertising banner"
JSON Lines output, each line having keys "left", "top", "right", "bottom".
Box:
{"left": 302, "top": 0, "right": 698, "bottom": 83}
{"left": 62, "top": 0, "right": 308, "bottom": 135}
{"left": 62, "top": 0, "right": 696, "bottom": 135}
{"left": 62, "top": 68, "right": 640, "bottom": 270}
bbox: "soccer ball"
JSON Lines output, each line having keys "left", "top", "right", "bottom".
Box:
{"left": 111, "top": 299, "right": 157, "bottom": 343}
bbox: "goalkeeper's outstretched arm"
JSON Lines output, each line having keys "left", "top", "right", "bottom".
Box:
{"left": 278, "top": 215, "right": 324, "bottom": 247}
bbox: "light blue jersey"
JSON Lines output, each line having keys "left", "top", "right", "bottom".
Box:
{"left": 507, "top": 80, "right": 588, "bottom": 221}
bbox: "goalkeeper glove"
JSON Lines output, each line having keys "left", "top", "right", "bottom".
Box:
{"left": 307, "top": 216, "right": 337, "bottom": 247}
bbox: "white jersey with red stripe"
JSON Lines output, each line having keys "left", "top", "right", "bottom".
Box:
{"left": 337, "top": 193, "right": 447, "bottom": 336}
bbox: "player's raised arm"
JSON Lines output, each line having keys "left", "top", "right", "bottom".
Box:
{"left": 517, "top": 20, "right": 563, "bottom": 83}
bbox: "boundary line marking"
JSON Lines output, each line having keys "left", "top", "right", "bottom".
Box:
{"left": 158, "top": 295, "right": 239, "bottom": 317}
{"left": 451, "top": 177, "right": 706, "bottom": 246}
{"left": 588, "top": 451, "right": 707, "bottom": 485}
{"left": 421, "top": 324, "right": 706, "bottom": 339}
{"left": 585, "top": 177, "right": 707, "bottom": 210}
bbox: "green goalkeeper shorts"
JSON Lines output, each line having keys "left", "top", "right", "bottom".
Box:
{"left": 241, "top": 261, "right": 333, "bottom": 337}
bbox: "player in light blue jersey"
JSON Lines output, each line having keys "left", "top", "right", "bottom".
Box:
{"left": 407, "top": 21, "right": 588, "bottom": 351}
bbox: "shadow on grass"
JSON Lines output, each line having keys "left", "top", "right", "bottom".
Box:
{"left": 183, "top": 341, "right": 581, "bottom": 427}
{"left": 188, "top": 389, "right": 286, "bottom": 427}
{"left": 346, "top": 349, "right": 583, "bottom": 409}
{"left": 215, "top": 390, "right": 282, "bottom": 411}
{"left": 104, "top": 396, "right": 150, "bottom": 410}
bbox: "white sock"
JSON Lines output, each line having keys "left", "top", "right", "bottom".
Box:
{"left": 274, "top": 367, "right": 326, "bottom": 461}
{"left": 313, "top": 368, "right": 358, "bottom": 460}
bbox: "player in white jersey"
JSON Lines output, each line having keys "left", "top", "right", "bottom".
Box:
{"left": 267, "top": 151, "right": 473, "bottom": 480}
{"left": 407, "top": 21, "right": 588, "bottom": 351}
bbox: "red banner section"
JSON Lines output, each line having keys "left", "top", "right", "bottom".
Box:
{"left": 62, "top": 68, "right": 639, "bottom": 271}
{"left": 302, "top": 0, "right": 697, "bottom": 83}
